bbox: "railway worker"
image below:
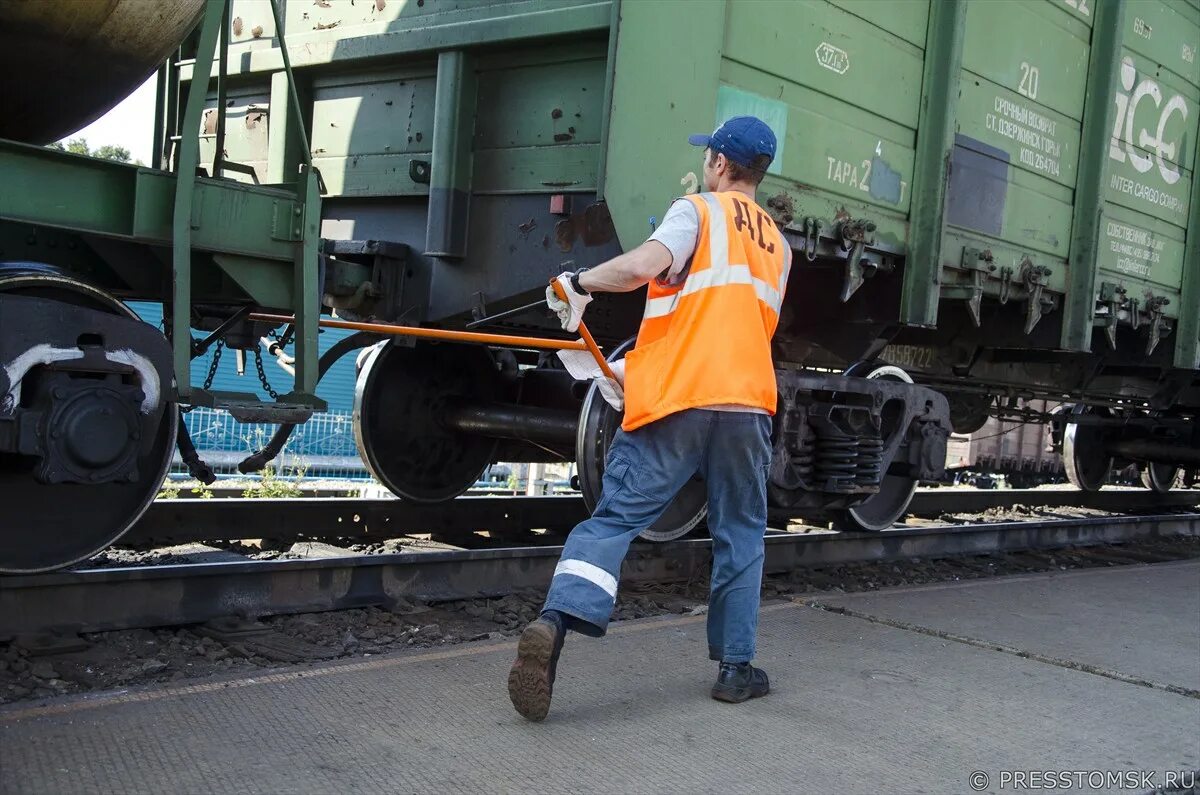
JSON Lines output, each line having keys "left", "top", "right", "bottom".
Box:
{"left": 508, "top": 116, "right": 790, "bottom": 721}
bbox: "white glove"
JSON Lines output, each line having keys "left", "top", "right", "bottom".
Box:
{"left": 609, "top": 357, "right": 626, "bottom": 386}
{"left": 546, "top": 272, "right": 592, "bottom": 332}
{"left": 596, "top": 376, "right": 624, "bottom": 412}
{"left": 595, "top": 358, "right": 625, "bottom": 411}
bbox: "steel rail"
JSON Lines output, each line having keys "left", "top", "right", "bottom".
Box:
{"left": 2, "top": 514, "right": 1196, "bottom": 637}
{"left": 126, "top": 495, "right": 588, "bottom": 544}
{"left": 123, "top": 490, "right": 1200, "bottom": 545}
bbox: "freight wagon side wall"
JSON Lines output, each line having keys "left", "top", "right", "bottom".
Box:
{"left": 1098, "top": 1, "right": 1198, "bottom": 366}
{"left": 603, "top": 0, "right": 928, "bottom": 290}
{"left": 724, "top": 0, "right": 927, "bottom": 251}
{"left": 942, "top": 0, "right": 1089, "bottom": 306}
{"left": 188, "top": 0, "right": 634, "bottom": 329}
{"left": 200, "top": 0, "right": 938, "bottom": 337}
{"left": 938, "top": 0, "right": 1198, "bottom": 358}
{"left": 606, "top": 0, "right": 1199, "bottom": 375}
{"left": 175, "top": 0, "right": 1198, "bottom": 372}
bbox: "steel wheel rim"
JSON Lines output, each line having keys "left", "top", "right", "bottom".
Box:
{"left": 0, "top": 268, "right": 178, "bottom": 573}
{"left": 353, "top": 342, "right": 500, "bottom": 503}
{"left": 1141, "top": 462, "right": 1179, "bottom": 493}
{"left": 1063, "top": 405, "right": 1113, "bottom": 492}
{"left": 839, "top": 362, "right": 918, "bottom": 532}
{"left": 575, "top": 338, "right": 707, "bottom": 542}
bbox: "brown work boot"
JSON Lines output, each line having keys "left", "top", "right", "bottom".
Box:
{"left": 507, "top": 612, "right": 565, "bottom": 721}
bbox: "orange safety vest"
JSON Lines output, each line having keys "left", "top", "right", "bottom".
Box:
{"left": 622, "top": 191, "right": 790, "bottom": 432}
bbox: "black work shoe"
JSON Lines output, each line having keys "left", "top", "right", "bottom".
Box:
{"left": 507, "top": 613, "right": 565, "bottom": 721}
{"left": 711, "top": 661, "right": 770, "bottom": 703}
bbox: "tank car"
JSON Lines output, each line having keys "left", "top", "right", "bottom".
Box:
{"left": 1, "top": 0, "right": 1197, "bottom": 574}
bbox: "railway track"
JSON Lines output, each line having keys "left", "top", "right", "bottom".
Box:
{"left": 125, "top": 488, "right": 1200, "bottom": 546}
{"left": 4, "top": 511, "right": 1196, "bottom": 638}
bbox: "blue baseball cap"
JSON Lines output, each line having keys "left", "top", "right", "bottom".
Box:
{"left": 688, "top": 116, "right": 777, "bottom": 168}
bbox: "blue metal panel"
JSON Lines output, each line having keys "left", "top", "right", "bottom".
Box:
{"left": 129, "top": 302, "right": 358, "bottom": 413}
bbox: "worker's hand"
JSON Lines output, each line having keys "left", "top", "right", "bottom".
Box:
{"left": 547, "top": 272, "right": 592, "bottom": 332}
{"left": 595, "top": 375, "right": 624, "bottom": 412}
{"left": 609, "top": 357, "right": 625, "bottom": 387}
{"left": 595, "top": 357, "right": 625, "bottom": 411}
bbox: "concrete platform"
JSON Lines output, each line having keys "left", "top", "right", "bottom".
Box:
{"left": 2, "top": 562, "right": 1197, "bottom": 795}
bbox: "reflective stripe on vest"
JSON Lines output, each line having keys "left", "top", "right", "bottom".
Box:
{"left": 621, "top": 191, "right": 788, "bottom": 432}
{"left": 642, "top": 193, "right": 787, "bottom": 321}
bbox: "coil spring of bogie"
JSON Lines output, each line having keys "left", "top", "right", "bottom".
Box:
{"left": 856, "top": 436, "right": 884, "bottom": 486}
{"left": 815, "top": 435, "right": 858, "bottom": 491}
{"left": 791, "top": 436, "right": 815, "bottom": 478}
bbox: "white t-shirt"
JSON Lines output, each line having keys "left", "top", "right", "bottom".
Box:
{"left": 648, "top": 199, "right": 703, "bottom": 287}
{"left": 644, "top": 197, "right": 789, "bottom": 415}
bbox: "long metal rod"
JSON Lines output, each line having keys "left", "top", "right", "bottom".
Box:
{"left": 4, "top": 515, "right": 1195, "bottom": 636}
{"left": 1106, "top": 439, "right": 1200, "bottom": 467}
{"left": 442, "top": 402, "right": 579, "bottom": 444}
{"left": 172, "top": 1, "right": 226, "bottom": 400}
{"left": 250, "top": 312, "right": 590, "bottom": 352}
{"left": 292, "top": 164, "right": 322, "bottom": 397}
{"left": 152, "top": 63, "right": 167, "bottom": 171}
{"left": 213, "top": 0, "right": 230, "bottom": 178}
{"left": 194, "top": 306, "right": 253, "bottom": 356}
{"left": 267, "top": 0, "right": 312, "bottom": 168}
{"left": 465, "top": 299, "right": 547, "bottom": 329}
{"left": 550, "top": 280, "right": 618, "bottom": 381}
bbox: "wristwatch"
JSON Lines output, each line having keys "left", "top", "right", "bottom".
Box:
{"left": 570, "top": 268, "right": 590, "bottom": 296}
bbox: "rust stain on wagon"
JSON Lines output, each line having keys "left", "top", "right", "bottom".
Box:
{"left": 766, "top": 192, "right": 795, "bottom": 226}
{"left": 245, "top": 107, "right": 267, "bottom": 129}
{"left": 554, "top": 203, "right": 616, "bottom": 253}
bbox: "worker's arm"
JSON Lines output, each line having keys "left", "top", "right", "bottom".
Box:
{"left": 576, "top": 240, "right": 674, "bottom": 294}
{"left": 547, "top": 199, "right": 697, "bottom": 332}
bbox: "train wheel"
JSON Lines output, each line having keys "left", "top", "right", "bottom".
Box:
{"left": 0, "top": 268, "right": 177, "bottom": 573}
{"left": 575, "top": 339, "right": 707, "bottom": 542}
{"left": 831, "top": 362, "right": 919, "bottom": 532}
{"left": 1140, "top": 462, "right": 1179, "bottom": 493}
{"left": 353, "top": 342, "right": 500, "bottom": 502}
{"left": 1063, "top": 405, "right": 1113, "bottom": 492}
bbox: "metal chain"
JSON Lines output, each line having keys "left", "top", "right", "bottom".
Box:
{"left": 254, "top": 346, "right": 280, "bottom": 400}
{"left": 203, "top": 340, "right": 224, "bottom": 391}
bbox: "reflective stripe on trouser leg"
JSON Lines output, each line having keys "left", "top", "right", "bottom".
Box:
{"left": 543, "top": 411, "right": 714, "bottom": 635}
{"left": 552, "top": 559, "right": 618, "bottom": 598}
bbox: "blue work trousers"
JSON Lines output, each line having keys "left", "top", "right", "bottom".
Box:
{"left": 543, "top": 409, "right": 772, "bottom": 663}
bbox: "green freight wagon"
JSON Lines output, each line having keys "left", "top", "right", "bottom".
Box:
{"left": 0, "top": 0, "right": 1196, "bottom": 573}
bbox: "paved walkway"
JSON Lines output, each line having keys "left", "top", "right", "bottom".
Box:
{"left": 2, "top": 561, "right": 1197, "bottom": 794}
